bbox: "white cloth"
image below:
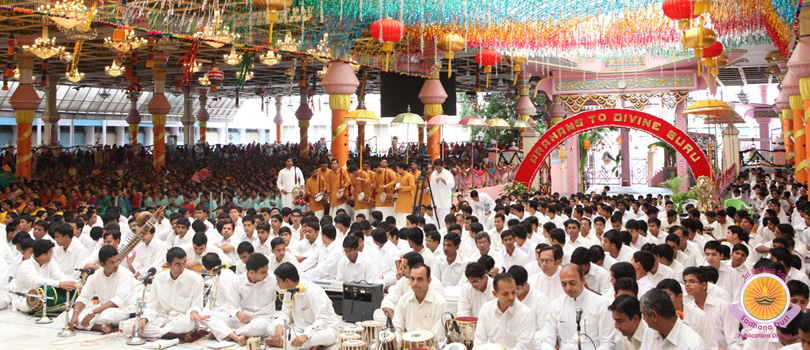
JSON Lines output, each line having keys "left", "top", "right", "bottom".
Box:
{"left": 276, "top": 167, "right": 305, "bottom": 209}
{"left": 474, "top": 299, "right": 535, "bottom": 350}
{"left": 641, "top": 318, "right": 707, "bottom": 350}
{"left": 129, "top": 238, "right": 167, "bottom": 278}
{"left": 269, "top": 251, "right": 300, "bottom": 273}
{"left": 201, "top": 272, "right": 279, "bottom": 341}
{"left": 585, "top": 263, "right": 613, "bottom": 296}
{"left": 76, "top": 269, "right": 138, "bottom": 313}
{"left": 164, "top": 231, "right": 193, "bottom": 249}
{"left": 142, "top": 269, "right": 204, "bottom": 322}
{"left": 457, "top": 277, "right": 495, "bottom": 317}
{"left": 301, "top": 240, "right": 342, "bottom": 281}
{"left": 393, "top": 287, "right": 447, "bottom": 342}
{"left": 684, "top": 293, "right": 741, "bottom": 350}
{"left": 540, "top": 289, "right": 615, "bottom": 350}
{"left": 519, "top": 286, "right": 550, "bottom": 338}
{"left": 184, "top": 244, "right": 232, "bottom": 266}
{"left": 53, "top": 239, "right": 89, "bottom": 279}
{"left": 683, "top": 303, "right": 718, "bottom": 350}
{"left": 429, "top": 168, "right": 455, "bottom": 210}
{"left": 501, "top": 248, "right": 530, "bottom": 270}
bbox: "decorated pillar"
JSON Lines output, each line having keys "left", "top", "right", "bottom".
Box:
{"left": 274, "top": 96, "right": 283, "bottom": 143}
{"left": 620, "top": 128, "right": 630, "bottom": 186}
{"left": 197, "top": 88, "right": 210, "bottom": 144}
{"left": 784, "top": 71, "right": 806, "bottom": 183}
{"left": 776, "top": 91, "right": 793, "bottom": 164}
{"left": 41, "top": 75, "right": 60, "bottom": 147}
{"left": 126, "top": 92, "right": 140, "bottom": 144}
{"left": 181, "top": 87, "right": 195, "bottom": 146}
{"left": 514, "top": 71, "right": 535, "bottom": 149}
{"left": 723, "top": 125, "right": 741, "bottom": 175}
{"left": 9, "top": 53, "right": 40, "bottom": 180}
{"left": 295, "top": 77, "right": 313, "bottom": 158}
{"left": 148, "top": 58, "right": 172, "bottom": 173}
{"left": 674, "top": 98, "right": 689, "bottom": 193}
{"left": 756, "top": 118, "right": 771, "bottom": 151}
{"left": 789, "top": 38, "right": 810, "bottom": 184}
{"left": 419, "top": 70, "right": 448, "bottom": 162}
{"left": 547, "top": 96, "right": 567, "bottom": 192}
{"left": 322, "top": 62, "right": 359, "bottom": 167}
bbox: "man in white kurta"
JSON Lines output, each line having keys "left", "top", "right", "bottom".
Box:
{"left": 372, "top": 252, "right": 445, "bottom": 324}
{"left": 70, "top": 245, "right": 137, "bottom": 332}
{"left": 529, "top": 246, "right": 566, "bottom": 301}
{"left": 336, "top": 236, "right": 380, "bottom": 283}
{"left": 268, "top": 237, "right": 300, "bottom": 272}
{"left": 12, "top": 240, "right": 76, "bottom": 313}
{"left": 541, "top": 264, "right": 615, "bottom": 350}
{"left": 507, "top": 265, "right": 550, "bottom": 339}
{"left": 52, "top": 223, "right": 89, "bottom": 279}
{"left": 276, "top": 158, "right": 305, "bottom": 209}
{"left": 457, "top": 263, "right": 495, "bottom": 317}
{"left": 640, "top": 288, "right": 707, "bottom": 350}
{"left": 470, "top": 190, "right": 496, "bottom": 221}
{"left": 474, "top": 274, "right": 535, "bottom": 350}
{"left": 393, "top": 263, "right": 447, "bottom": 342}
{"left": 429, "top": 159, "right": 456, "bottom": 229}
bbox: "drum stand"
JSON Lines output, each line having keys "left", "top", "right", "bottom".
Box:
{"left": 127, "top": 281, "right": 150, "bottom": 345}
{"left": 34, "top": 294, "right": 55, "bottom": 325}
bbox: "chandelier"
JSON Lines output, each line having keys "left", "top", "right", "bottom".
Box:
{"left": 307, "top": 33, "right": 331, "bottom": 62}
{"left": 105, "top": 60, "right": 124, "bottom": 77}
{"left": 223, "top": 46, "right": 241, "bottom": 66}
{"left": 317, "top": 65, "right": 328, "bottom": 78}
{"left": 199, "top": 73, "right": 211, "bottom": 86}
{"left": 38, "top": 0, "right": 91, "bottom": 31}
{"left": 276, "top": 32, "right": 299, "bottom": 52}
{"left": 23, "top": 27, "right": 65, "bottom": 60}
{"left": 63, "top": 26, "right": 97, "bottom": 41}
{"left": 196, "top": 10, "right": 240, "bottom": 49}
{"left": 260, "top": 51, "right": 280, "bottom": 66}
{"left": 66, "top": 69, "right": 84, "bottom": 83}
{"left": 154, "top": 36, "right": 179, "bottom": 52}
{"left": 191, "top": 60, "right": 202, "bottom": 73}
{"left": 104, "top": 29, "right": 147, "bottom": 53}
{"left": 236, "top": 70, "right": 254, "bottom": 81}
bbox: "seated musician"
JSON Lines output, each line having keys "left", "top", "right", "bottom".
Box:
{"left": 373, "top": 252, "right": 444, "bottom": 325}
{"left": 200, "top": 253, "right": 278, "bottom": 346}
{"left": 266, "top": 262, "right": 339, "bottom": 349}
{"left": 126, "top": 226, "right": 166, "bottom": 279}
{"left": 12, "top": 239, "right": 77, "bottom": 313}
{"left": 184, "top": 233, "right": 231, "bottom": 270}
{"left": 125, "top": 247, "right": 205, "bottom": 340}
{"left": 82, "top": 230, "right": 121, "bottom": 272}
{"left": 269, "top": 237, "right": 300, "bottom": 272}
{"left": 393, "top": 263, "right": 447, "bottom": 342}
{"left": 457, "top": 262, "right": 495, "bottom": 317}
{"left": 474, "top": 273, "right": 536, "bottom": 350}
{"left": 70, "top": 245, "right": 138, "bottom": 333}
{"left": 52, "top": 223, "right": 89, "bottom": 279}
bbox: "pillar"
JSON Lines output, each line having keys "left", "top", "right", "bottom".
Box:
{"left": 197, "top": 88, "right": 210, "bottom": 144}
{"left": 181, "top": 87, "right": 194, "bottom": 146}
{"left": 36, "top": 119, "right": 43, "bottom": 146}
{"left": 620, "top": 128, "right": 630, "bottom": 186}
{"left": 295, "top": 77, "right": 313, "bottom": 158}
{"left": 565, "top": 136, "right": 581, "bottom": 195}
{"left": 69, "top": 119, "right": 74, "bottom": 147}
{"left": 419, "top": 70, "right": 448, "bottom": 162}
{"left": 274, "top": 96, "right": 283, "bottom": 143}
{"left": 776, "top": 91, "right": 794, "bottom": 164}
{"left": 357, "top": 121, "right": 366, "bottom": 163}
{"left": 144, "top": 127, "right": 153, "bottom": 146}
{"left": 674, "top": 98, "right": 690, "bottom": 193}
{"left": 219, "top": 127, "right": 227, "bottom": 144}
{"left": 258, "top": 128, "right": 266, "bottom": 144}
{"left": 148, "top": 56, "right": 172, "bottom": 172}
{"left": 239, "top": 128, "right": 246, "bottom": 144}
{"left": 515, "top": 72, "right": 535, "bottom": 149}
{"left": 9, "top": 53, "right": 40, "bottom": 180}
{"left": 41, "top": 75, "right": 60, "bottom": 147}
{"left": 322, "top": 62, "right": 359, "bottom": 167}
{"left": 788, "top": 25, "right": 810, "bottom": 180}
{"left": 84, "top": 126, "right": 95, "bottom": 145}
{"left": 548, "top": 96, "right": 566, "bottom": 193}
{"left": 115, "top": 126, "right": 125, "bottom": 145}
{"left": 101, "top": 120, "right": 107, "bottom": 146}
{"left": 784, "top": 71, "right": 806, "bottom": 183}
{"left": 756, "top": 118, "right": 771, "bottom": 151}
{"left": 126, "top": 92, "right": 141, "bottom": 144}
{"left": 723, "top": 125, "right": 741, "bottom": 176}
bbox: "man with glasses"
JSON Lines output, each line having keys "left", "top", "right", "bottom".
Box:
{"left": 457, "top": 262, "right": 494, "bottom": 317}
{"left": 656, "top": 279, "right": 717, "bottom": 349}
{"left": 336, "top": 235, "right": 379, "bottom": 283}
{"left": 682, "top": 267, "right": 741, "bottom": 350}
{"left": 528, "top": 244, "right": 565, "bottom": 301}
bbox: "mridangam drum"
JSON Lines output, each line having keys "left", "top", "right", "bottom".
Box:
{"left": 454, "top": 316, "right": 478, "bottom": 349}
{"left": 26, "top": 286, "right": 75, "bottom": 311}
{"left": 338, "top": 333, "right": 361, "bottom": 348}
{"left": 341, "top": 339, "right": 366, "bottom": 350}
{"left": 378, "top": 330, "right": 398, "bottom": 350}
{"left": 401, "top": 330, "right": 436, "bottom": 350}
{"left": 357, "top": 192, "right": 365, "bottom": 202}
{"left": 361, "top": 320, "right": 381, "bottom": 345}
{"left": 475, "top": 344, "right": 505, "bottom": 350}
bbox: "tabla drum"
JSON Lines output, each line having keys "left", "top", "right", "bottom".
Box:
{"left": 379, "top": 192, "right": 387, "bottom": 202}
{"left": 344, "top": 325, "right": 364, "bottom": 337}
{"left": 475, "top": 345, "right": 505, "bottom": 350}
{"left": 340, "top": 339, "right": 366, "bottom": 350}
{"left": 338, "top": 333, "right": 361, "bottom": 348}
{"left": 378, "top": 330, "right": 398, "bottom": 350}
{"left": 291, "top": 186, "right": 304, "bottom": 199}
{"left": 454, "top": 316, "right": 478, "bottom": 349}
{"left": 26, "top": 286, "right": 74, "bottom": 311}
{"left": 361, "top": 320, "right": 381, "bottom": 346}
{"left": 444, "top": 343, "right": 467, "bottom": 350}
{"left": 401, "top": 330, "right": 436, "bottom": 350}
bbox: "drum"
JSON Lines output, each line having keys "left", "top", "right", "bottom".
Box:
{"left": 341, "top": 339, "right": 366, "bottom": 350}
{"left": 444, "top": 343, "right": 467, "bottom": 350}
{"left": 338, "top": 333, "right": 361, "bottom": 348}
{"left": 336, "top": 188, "right": 346, "bottom": 199}
{"left": 314, "top": 193, "right": 324, "bottom": 202}
{"left": 474, "top": 344, "right": 505, "bottom": 350}
{"left": 378, "top": 330, "right": 398, "bottom": 350}
{"left": 357, "top": 192, "right": 365, "bottom": 202}
{"left": 379, "top": 192, "right": 387, "bottom": 202}
{"left": 26, "top": 286, "right": 75, "bottom": 311}
{"left": 454, "top": 316, "right": 478, "bottom": 349}
{"left": 344, "top": 325, "right": 364, "bottom": 337}
{"left": 361, "top": 320, "right": 381, "bottom": 346}
{"left": 401, "top": 330, "right": 436, "bottom": 350}
{"left": 291, "top": 186, "right": 304, "bottom": 199}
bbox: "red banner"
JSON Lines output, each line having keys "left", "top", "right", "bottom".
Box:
{"left": 515, "top": 109, "right": 713, "bottom": 187}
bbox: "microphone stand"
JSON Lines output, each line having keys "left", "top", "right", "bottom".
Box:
{"left": 576, "top": 316, "right": 582, "bottom": 350}
{"left": 127, "top": 278, "right": 151, "bottom": 345}
{"left": 58, "top": 273, "right": 89, "bottom": 337}
{"left": 35, "top": 293, "right": 55, "bottom": 325}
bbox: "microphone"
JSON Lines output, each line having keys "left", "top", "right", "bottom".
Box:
{"left": 139, "top": 267, "right": 157, "bottom": 283}
{"left": 452, "top": 318, "right": 460, "bottom": 334}
{"left": 576, "top": 308, "right": 583, "bottom": 324}
{"left": 280, "top": 284, "right": 306, "bottom": 294}
{"left": 385, "top": 310, "right": 394, "bottom": 330}
{"left": 212, "top": 262, "right": 230, "bottom": 272}
{"left": 75, "top": 267, "right": 95, "bottom": 275}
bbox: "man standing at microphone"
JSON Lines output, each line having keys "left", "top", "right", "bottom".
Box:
{"left": 540, "top": 264, "right": 615, "bottom": 350}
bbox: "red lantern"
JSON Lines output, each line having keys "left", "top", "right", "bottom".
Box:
{"left": 662, "top": 0, "right": 698, "bottom": 30}
{"left": 370, "top": 18, "right": 404, "bottom": 71}
{"left": 476, "top": 49, "right": 502, "bottom": 88}
{"left": 207, "top": 67, "right": 224, "bottom": 91}
{"left": 702, "top": 41, "right": 724, "bottom": 58}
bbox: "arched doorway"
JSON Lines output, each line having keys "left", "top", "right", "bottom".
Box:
{"left": 515, "top": 109, "right": 712, "bottom": 188}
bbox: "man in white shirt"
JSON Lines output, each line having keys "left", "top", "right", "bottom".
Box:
{"left": 215, "top": 220, "right": 241, "bottom": 263}
{"left": 52, "top": 223, "right": 89, "bottom": 279}
{"left": 268, "top": 237, "right": 300, "bottom": 272}
{"left": 336, "top": 235, "right": 380, "bottom": 283}
{"left": 69, "top": 245, "right": 137, "bottom": 332}
{"left": 290, "top": 220, "right": 321, "bottom": 261}
{"left": 508, "top": 265, "right": 549, "bottom": 341}
{"left": 434, "top": 232, "right": 466, "bottom": 287}
{"left": 164, "top": 218, "right": 192, "bottom": 248}
{"left": 474, "top": 273, "right": 535, "bottom": 350}
{"left": 373, "top": 251, "right": 445, "bottom": 324}
{"left": 68, "top": 218, "right": 95, "bottom": 253}
{"left": 126, "top": 226, "right": 166, "bottom": 279}
{"left": 640, "top": 288, "right": 707, "bottom": 350}
{"left": 703, "top": 241, "right": 743, "bottom": 298}
{"left": 202, "top": 253, "right": 279, "bottom": 346}
{"left": 609, "top": 294, "right": 647, "bottom": 350}
{"left": 458, "top": 262, "right": 495, "bottom": 317}
{"left": 12, "top": 239, "right": 77, "bottom": 313}
{"left": 393, "top": 262, "right": 447, "bottom": 342}
{"left": 571, "top": 246, "right": 613, "bottom": 296}
{"left": 301, "top": 225, "right": 342, "bottom": 281}
{"left": 656, "top": 278, "right": 718, "bottom": 350}
{"left": 604, "top": 230, "right": 635, "bottom": 265}
{"left": 266, "top": 262, "right": 339, "bottom": 349}
{"left": 683, "top": 267, "right": 741, "bottom": 350}
{"left": 429, "top": 159, "right": 455, "bottom": 228}
{"left": 541, "top": 264, "right": 615, "bottom": 350}
{"left": 406, "top": 227, "right": 438, "bottom": 270}
{"left": 469, "top": 190, "right": 495, "bottom": 221}
{"left": 528, "top": 245, "right": 565, "bottom": 301}
{"left": 129, "top": 247, "right": 205, "bottom": 339}
{"left": 500, "top": 230, "right": 530, "bottom": 270}
{"left": 185, "top": 233, "right": 231, "bottom": 268}
{"left": 276, "top": 158, "right": 305, "bottom": 209}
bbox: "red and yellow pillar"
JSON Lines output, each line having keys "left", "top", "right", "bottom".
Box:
{"left": 126, "top": 92, "right": 141, "bottom": 144}
{"left": 148, "top": 64, "right": 171, "bottom": 172}
{"left": 295, "top": 78, "right": 313, "bottom": 159}
{"left": 9, "top": 53, "right": 40, "bottom": 180}
{"left": 322, "top": 62, "right": 359, "bottom": 167}
{"left": 197, "top": 88, "right": 210, "bottom": 144}
{"left": 419, "top": 70, "right": 448, "bottom": 162}
{"left": 777, "top": 91, "right": 794, "bottom": 164}
{"left": 274, "top": 96, "right": 283, "bottom": 143}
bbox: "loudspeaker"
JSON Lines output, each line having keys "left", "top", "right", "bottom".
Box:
{"left": 342, "top": 281, "right": 384, "bottom": 322}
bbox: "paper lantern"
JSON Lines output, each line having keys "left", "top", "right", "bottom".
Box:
{"left": 437, "top": 33, "right": 466, "bottom": 78}
{"left": 702, "top": 41, "right": 724, "bottom": 58}
{"left": 584, "top": 139, "right": 591, "bottom": 150}
{"left": 684, "top": 26, "right": 716, "bottom": 57}
{"left": 476, "top": 49, "right": 502, "bottom": 88}
{"left": 207, "top": 67, "right": 224, "bottom": 91}
{"left": 662, "top": 0, "right": 699, "bottom": 30}
{"left": 370, "top": 18, "right": 404, "bottom": 71}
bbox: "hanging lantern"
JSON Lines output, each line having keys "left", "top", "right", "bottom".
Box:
{"left": 617, "top": 135, "right": 623, "bottom": 145}
{"left": 662, "top": 0, "right": 700, "bottom": 30}
{"left": 207, "top": 67, "right": 224, "bottom": 91}
{"left": 702, "top": 41, "right": 723, "bottom": 59}
{"left": 437, "top": 33, "right": 466, "bottom": 78}
{"left": 684, "top": 26, "right": 716, "bottom": 57}
{"left": 252, "top": 0, "right": 294, "bottom": 43}
{"left": 584, "top": 139, "right": 591, "bottom": 150}
{"left": 511, "top": 56, "right": 527, "bottom": 84}
{"left": 559, "top": 148, "right": 566, "bottom": 159}
{"left": 475, "top": 48, "right": 501, "bottom": 88}
{"left": 370, "top": 18, "right": 405, "bottom": 71}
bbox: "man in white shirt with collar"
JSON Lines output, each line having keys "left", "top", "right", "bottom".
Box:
{"left": 406, "top": 228, "right": 437, "bottom": 270}
{"left": 12, "top": 239, "right": 77, "bottom": 313}
{"left": 268, "top": 237, "right": 300, "bottom": 272}
{"left": 528, "top": 245, "right": 566, "bottom": 301}
{"left": 373, "top": 252, "right": 445, "bottom": 324}
{"left": 434, "top": 232, "right": 467, "bottom": 287}
{"left": 266, "top": 262, "right": 339, "bottom": 349}
{"left": 640, "top": 288, "right": 707, "bottom": 350}
{"left": 469, "top": 190, "right": 495, "bottom": 222}
{"left": 564, "top": 219, "right": 591, "bottom": 251}
{"left": 457, "top": 262, "right": 495, "bottom": 317}
{"left": 70, "top": 245, "right": 137, "bottom": 333}
{"left": 508, "top": 265, "right": 549, "bottom": 341}
{"left": 215, "top": 220, "right": 241, "bottom": 263}
{"left": 291, "top": 220, "right": 322, "bottom": 261}
{"left": 703, "top": 241, "right": 742, "bottom": 298}
{"left": 301, "top": 225, "right": 342, "bottom": 281}
{"left": 52, "top": 223, "right": 89, "bottom": 279}
{"left": 571, "top": 247, "right": 613, "bottom": 296}
{"left": 603, "top": 230, "right": 634, "bottom": 267}
{"left": 429, "top": 159, "right": 455, "bottom": 225}
{"left": 541, "top": 264, "right": 615, "bottom": 350}
{"left": 609, "top": 294, "right": 647, "bottom": 350}
{"left": 487, "top": 213, "right": 507, "bottom": 252}
{"left": 164, "top": 218, "right": 192, "bottom": 248}
{"left": 656, "top": 279, "right": 718, "bottom": 350}
{"left": 185, "top": 233, "right": 231, "bottom": 268}
{"left": 336, "top": 235, "right": 380, "bottom": 283}
{"left": 393, "top": 262, "right": 447, "bottom": 343}
{"left": 68, "top": 218, "right": 95, "bottom": 253}
{"left": 499, "top": 230, "right": 530, "bottom": 270}
{"left": 474, "top": 273, "right": 535, "bottom": 350}
{"left": 682, "top": 266, "right": 741, "bottom": 350}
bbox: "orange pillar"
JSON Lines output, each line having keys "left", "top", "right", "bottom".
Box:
{"left": 793, "top": 93, "right": 807, "bottom": 184}
{"left": 776, "top": 91, "right": 792, "bottom": 164}
{"left": 331, "top": 108, "right": 348, "bottom": 165}
{"left": 9, "top": 53, "right": 40, "bottom": 180}
{"left": 296, "top": 79, "right": 312, "bottom": 159}
{"left": 419, "top": 70, "right": 448, "bottom": 162}
{"left": 197, "top": 88, "right": 210, "bottom": 144}
{"left": 323, "top": 62, "right": 359, "bottom": 167}
{"left": 274, "top": 96, "right": 284, "bottom": 143}
{"left": 148, "top": 62, "right": 171, "bottom": 172}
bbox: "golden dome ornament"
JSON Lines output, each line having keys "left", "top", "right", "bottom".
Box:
{"left": 436, "top": 33, "right": 466, "bottom": 78}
